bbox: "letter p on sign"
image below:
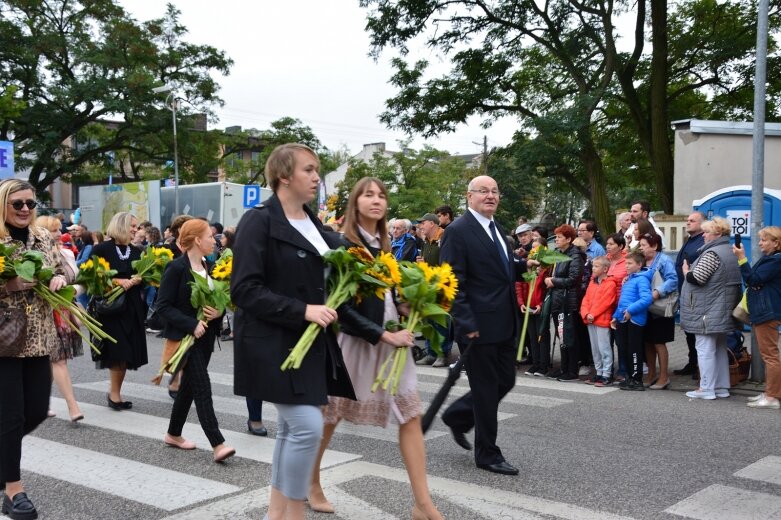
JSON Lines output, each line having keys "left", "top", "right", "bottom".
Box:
{"left": 243, "top": 185, "right": 260, "bottom": 208}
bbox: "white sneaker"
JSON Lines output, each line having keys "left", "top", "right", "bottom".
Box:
{"left": 686, "top": 389, "right": 717, "bottom": 400}
{"left": 715, "top": 388, "right": 730, "bottom": 398}
{"left": 747, "top": 393, "right": 765, "bottom": 402}
{"left": 747, "top": 396, "right": 780, "bottom": 409}
{"left": 578, "top": 366, "right": 592, "bottom": 376}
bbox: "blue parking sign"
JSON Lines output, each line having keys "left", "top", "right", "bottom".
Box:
{"left": 0, "top": 141, "right": 14, "bottom": 180}
{"left": 243, "top": 185, "right": 261, "bottom": 208}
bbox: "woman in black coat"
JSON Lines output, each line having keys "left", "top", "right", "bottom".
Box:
{"left": 231, "top": 143, "right": 355, "bottom": 520}
{"left": 91, "top": 212, "right": 148, "bottom": 409}
{"left": 544, "top": 223, "right": 585, "bottom": 381}
{"left": 156, "top": 218, "right": 235, "bottom": 462}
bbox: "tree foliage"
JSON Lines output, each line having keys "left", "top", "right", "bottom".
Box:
{"left": 333, "top": 143, "right": 474, "bottom": 220}
{"left": 360, "top": 0, "right": 781, "bottom": 233}
{"left": 0, "top": 1, "right": 232, "bottom": 193}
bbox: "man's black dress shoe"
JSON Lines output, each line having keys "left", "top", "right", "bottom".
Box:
{"left": 247, "top": 420, "right": 268, "bottom": 436}
{"left": 2, "top": 492, "right": 38, "bottom": 520}
{"left": 476, "top": 461, "right": 519, "bottom": 475}
{"left": 106, "top": 394, "right": 132, "bottom": 411}
{"left": 449, "top": 429, "right": 472, "bottom": 451}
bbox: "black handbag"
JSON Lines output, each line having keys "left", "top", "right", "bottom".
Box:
{"left": 0, "top": 302, "right": 28, "bottom": 357}
{"left": 91, "top": 292, "right": 127, "bottom": 317}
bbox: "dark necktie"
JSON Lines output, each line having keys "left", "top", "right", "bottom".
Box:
{"left": 489, "top": 221, "right": 509, "bottom": 276}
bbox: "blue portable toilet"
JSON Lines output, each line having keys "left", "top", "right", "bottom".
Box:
{"left": 693, "top": 185, "right": 781, "bottom": 264}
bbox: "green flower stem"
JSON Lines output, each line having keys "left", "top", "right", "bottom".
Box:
{"left": 33, "top": 285, "right": 116, "bottom": 352}
{"left": 372, "top": 309, "right": 421, "bottom": 396}
{"left": 58, "top": 312, "right": 101, "bottom": 354}
{"left": 517, "top": 273, "right": 537, "bottom": 361}
{"left": 280, "top": 277, "right": 352, "bottom": 371}
{"left": 370, "top": 351, "right": 395, "bottom": 392}
{"left": 167, "top": 334, "right": 195, "bottom": 374}
{"left": 105, "top": 284, "right": 125, "bottom": 304}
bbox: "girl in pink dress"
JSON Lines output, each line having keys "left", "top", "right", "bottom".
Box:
{"left": 309, "top": 177, "right": 443, "bottom": 520}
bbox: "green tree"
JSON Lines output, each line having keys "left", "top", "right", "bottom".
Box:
{"left": 333, "top": 143, "right": 473, "bottom": 220}
{"left": 360, "top": 0, "right": 781, "bottom": 231}
{"left": 0, "top": 1, "right": 232, "bottom": 193}
{"left": 361, "top": 0, "right": 619, "bottom": 233}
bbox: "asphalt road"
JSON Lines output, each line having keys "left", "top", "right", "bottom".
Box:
{"left": 20, "top": 331, "right": 781, "bottom": 520}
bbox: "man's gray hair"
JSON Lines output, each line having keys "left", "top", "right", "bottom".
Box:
{"left": 390, "top": 218, "right": 412, "bottom": 231}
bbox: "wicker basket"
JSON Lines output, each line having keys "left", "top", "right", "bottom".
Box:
{"left": 728, "top": 348, "right": 751, "bottom": 387}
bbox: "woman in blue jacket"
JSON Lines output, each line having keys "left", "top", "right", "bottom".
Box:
{"left": 638, "top": 233, "right": 678, "bottom": 389}
{"left": 611, "top": 250, "right": 653, "bottom": 391}
{"left": 734, "top": 226, "right": 781, "bottom": 410}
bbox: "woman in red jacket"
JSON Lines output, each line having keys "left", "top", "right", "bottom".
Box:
{"left": 580, "top": 257, "right": 618, "bottom": 386}
{"left": 516, "top": 238, "right": 552, "bottom": 376}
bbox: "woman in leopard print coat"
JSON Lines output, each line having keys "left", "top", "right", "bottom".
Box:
{"left": 0, "top": 179, "right": 67, "bottom": 520}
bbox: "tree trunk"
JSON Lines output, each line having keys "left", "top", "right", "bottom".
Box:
{"left": 578, "top": 128, "right": 612, "bottom": 236}
{"left": 650, "top": 0, "right": 675, "bottom": 214}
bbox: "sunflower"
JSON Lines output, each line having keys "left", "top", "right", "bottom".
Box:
{"left": 97, "top": 257, "right": 111, "bottom": 272}
{"left": 376, "top": 251, "right": 401, "bottom": 285}
{"left": 419, "top": 262, "right": 437, "bottom": 283}
{"left": 211, "top": 261, "right": 231, "bottom": 281}
{"left": 0, "top": 256, "right": 4, "bottom": 273}
{"left": 436, "top": 263, "right": 458, "bottom": 303}
{"left": 155, "top": 247, "right": 174, "bottom": 261}
{"left": 80, "top": 259, "right": 94, "bottom": 271}
{"left": 347, "top": 246, "right": 374, "bottom": 264}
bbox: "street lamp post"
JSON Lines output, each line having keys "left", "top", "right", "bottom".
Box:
{"left": 152, "top": 84, "right": 180, "bottom": 217}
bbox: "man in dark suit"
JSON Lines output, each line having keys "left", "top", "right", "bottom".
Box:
{"left": 440, "top": 175, "right": 528, "bottom": 475}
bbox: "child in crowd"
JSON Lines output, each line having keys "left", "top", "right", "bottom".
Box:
{"left": 580, "top": 256, "right": 617, "bottom": 386}
{"left": 611, "top": 251, "right": 653, "bottom": 391}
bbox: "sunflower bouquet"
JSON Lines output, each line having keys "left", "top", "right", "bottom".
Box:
{"left": 75, "top": 255, "right": 117, "bottom": 297}
{"left": 104, "top": 245, "right": 174, "bottom": 303}
{"left": 372, "top": 261, "right": 458, "bottom": 395}
{"left": 0, "top": 245, "right": 116, "bottom": 354}
{"left": 280, "top": 246, "right": 399, "bottom": 371}
{"left": 152, "top": 259, "right": 233, "bottom": 384}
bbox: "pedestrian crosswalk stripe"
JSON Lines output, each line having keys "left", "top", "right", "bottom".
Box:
{"left": 415, "top": 380, "right": 573, "bottom": 408}
{"left": 22, "top": 437, "right": 241, "bottom": 511}
{"left": 159, "top": 488, "right": 266, "bottom": 520}
{"left": 312, "top": 486, "right": 392, "bottom": 519}
{"left": 46, "top": 397, "right": 359, "bottom": 468}
{"left": 161, "top": 460, "right": 638, "bottom": 520}
{"left": 665, "top": 484, "right": 781, "bottom": 520}
{"left": 72, "top": 381, "right": 516, "bottom": 443}
{"left": 734, "top": 455, "right": 781, "bottom": 486}
{"left": 414, "top": 366, "right": 617, "bottom": 395}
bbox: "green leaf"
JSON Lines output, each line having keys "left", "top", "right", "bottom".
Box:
{"left": 14, "top": 260, "right": 36, "bottom": 281}
{"left": 37, "top": 267, "right": 54, "bottom": 284}
{"left": 56, "top": 286, "right": 76, "bottom": 302}
{"left": 537, "top": 249, "right": 573, "bottom": 266}
{"left": 384, "top": 319, "right": 402, "bottom": 332}
{"left": 421, "top": 302, "right": 448, "bottom": 318}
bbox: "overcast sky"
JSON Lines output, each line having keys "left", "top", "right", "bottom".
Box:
{"left": 120, "top": 0, "right": 523, "bottom": 157}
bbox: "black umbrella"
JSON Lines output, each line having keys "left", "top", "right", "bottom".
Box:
{"left": 421, "top": 340, "right": 473, "bottom": 433}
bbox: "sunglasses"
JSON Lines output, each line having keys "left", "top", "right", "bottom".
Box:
{"left": 8, "top": 200, "right": 37, "bottom": 211}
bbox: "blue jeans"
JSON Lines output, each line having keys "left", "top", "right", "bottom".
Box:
{"left": 271, "top": 404, "right": 323, "bottom": 500}
{"left": 246, "top": 397, "right": 263, "bottom": 421}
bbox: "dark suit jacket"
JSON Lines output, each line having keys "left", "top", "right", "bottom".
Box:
{"left": 156, "top": 254, "right": 222, "bottom": 344}
{"left": 230, "top": 195, "right": 355, "bottom": 405}
{"left": 440, "top": 210, "right": 525, "bottom": 345}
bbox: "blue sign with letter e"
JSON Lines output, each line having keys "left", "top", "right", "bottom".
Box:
{"left": 243, "top": 185, "right": 261, "bottom": 208}
{"left": 0, "top": 141, "right": 14, "bottom": 180}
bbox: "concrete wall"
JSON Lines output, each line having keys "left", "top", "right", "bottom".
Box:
{"left": 673, "top": 121, "right": 781, "bottom": 215}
